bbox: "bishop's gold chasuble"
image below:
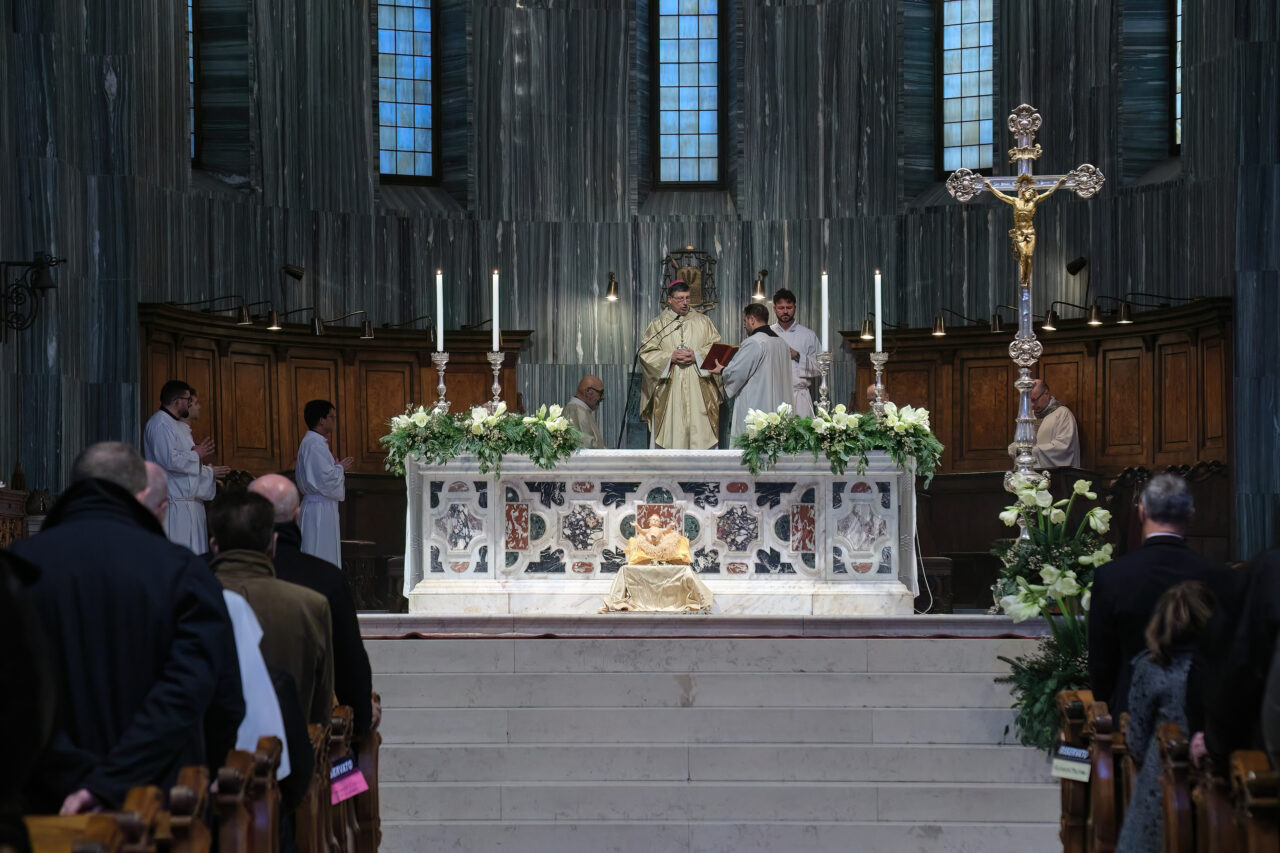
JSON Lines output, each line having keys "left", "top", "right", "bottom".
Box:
{"left": 638, "top": 308, "right": 722, "bottom": 449}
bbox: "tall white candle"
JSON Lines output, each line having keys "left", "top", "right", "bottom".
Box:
{"left": 820, "top": 271, "right": 830, "bottom": 352}
{"left": 491, "top": 269, "right": 500, "bottom": 352}
{"left": 435, "top": 269, "right": 444, "bottom": 352}
{"left": 874, "top": 269, "right": 883, "bottom": 352}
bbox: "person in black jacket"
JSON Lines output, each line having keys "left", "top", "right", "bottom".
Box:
{"left": 249, "top": 473, "right": 378, "bottom": 735}
{"left": 1088, "top": 472, "right": 1230, "bottom": 715}
{"left": 10, "top": 442, "right": 244, "bottom": 813}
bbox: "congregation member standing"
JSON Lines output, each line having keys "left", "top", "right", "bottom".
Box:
{"left": 638, "top": 281, "right": 722, "bottom": 449}
{"left": 143, "top": 379, "right": 230, "bottom": 552}
{"left": 711, "top": 303, "right": 794, "bottom": 440}
{"left": 769, "top": 288, "right": 822, "bottom": 416}
{"left": 11, "top": 442, "right": 243, "bottom": 814}
{"left": 296, "top": 399, "right": 353, "bottom": 566}
{"left": 563, "top": 375, "right": 607, "bottom": 449}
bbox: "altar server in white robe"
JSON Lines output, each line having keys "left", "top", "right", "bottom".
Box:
{"left": 711, "top": 303, "right": 795, "bottom": 439}
{"left": 296, "top": 399, "right": 354, "bottom": 565}
{"left": 563, "top": 375, "right": 607, "bottom": 449}
{"left": 143, "top": 380, "right": 230, "bottom": 552}
{"left": 769, "top": 287, "right": 823, "bottom": 416}
{"left": 1008, "top": 378, "right": 1081, "bottom": 468}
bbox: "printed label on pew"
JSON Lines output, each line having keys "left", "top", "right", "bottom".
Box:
{"left": 1051, "top": 744, "right": 1091, "bottom": 782}
{"left": 330, "top": 752, "right": 369, "bottom": 804}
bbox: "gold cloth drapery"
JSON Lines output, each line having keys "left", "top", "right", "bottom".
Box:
{"left": 600, "top": 563, "right": 714, "bottom": 613}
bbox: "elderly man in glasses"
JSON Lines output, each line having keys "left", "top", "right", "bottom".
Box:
{"left": 143, "top": 379, "right": 232, "bottom": 552}
{"left": 564, "top": 375, "right": 608, "bottom": 449}
{"left": 1007, "top": 378, "right": 1081, "bottom": 469}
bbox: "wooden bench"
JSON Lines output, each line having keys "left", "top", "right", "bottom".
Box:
{"left": 1085, "top": 699, "right": 1120, "bottom": 852}
{"left": 1057, "top": 689, "right": 1090, "bottom": 853}
{"left": 352, "top": 694, "right": 382, "bottom": 853}
{"left": 1157, "top": 721, "right": 1194, "bottom": 853}
{"left": 1230, "top": 750, "right": 1280, "bottom": 853}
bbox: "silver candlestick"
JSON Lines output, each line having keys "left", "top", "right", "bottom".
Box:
{"left": 815, "top": 351, "right": 833, "bottom": 412}
{"left": 430, "top": 351, "right": 451, "bottom": 413}
{"left": 870, "top": 350, "right": 889, "bottom": 420}
{"left": 486, "top": 350, "right": 505, "bottom": 411}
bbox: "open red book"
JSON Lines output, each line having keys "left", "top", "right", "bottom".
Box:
{"left": 700, "top": 343, "right": 739, "bottom": 371}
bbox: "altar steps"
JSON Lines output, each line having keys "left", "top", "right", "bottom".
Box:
{"left": 365, "top": 621, "right": 1058, "bottom": 852}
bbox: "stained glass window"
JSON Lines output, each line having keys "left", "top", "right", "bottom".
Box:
{"left": 940, "top": 0, "right": 994, "bottom": 173}
{"left": 377, "top": 0, "right": 435, "bottom": 179}
{"left": 655, "top": 0, "right": 721, "bottom": 184}
{"left": 1174, "top": 0, "right": 1182, "bottom": 147}
{"left": 188, "top": 0, "right": 196, "bottom": 161}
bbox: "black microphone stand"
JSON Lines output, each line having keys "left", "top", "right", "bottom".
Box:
{"left": 615, "top": 312, "right": 685, "bottom": 449}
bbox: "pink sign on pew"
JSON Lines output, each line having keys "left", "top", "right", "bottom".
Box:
{"left": 330, "top": 753, "right": 369, "bottom": 804}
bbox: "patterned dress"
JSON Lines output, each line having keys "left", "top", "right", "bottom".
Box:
{"left": 1116, "top": 649, "right": 1194, "bottom": 853}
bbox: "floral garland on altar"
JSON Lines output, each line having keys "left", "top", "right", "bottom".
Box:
{"left": 735, "top": 402, "right": 944, "bottom": 485}
{"left": 380, "top": 402, "right": 582, "bottom": 477}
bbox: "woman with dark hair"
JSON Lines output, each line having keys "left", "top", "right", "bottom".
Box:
{"left": 1117, "top": 580, "right": 1216, "bottom": 852}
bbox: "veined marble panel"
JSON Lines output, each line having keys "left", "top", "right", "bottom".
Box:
{"left": 404, "top": 449, "right": 916, "bottom": 615}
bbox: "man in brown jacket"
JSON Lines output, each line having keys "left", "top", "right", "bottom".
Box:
{"left": 208, "top": 491, "right": 335, "bottom": 726}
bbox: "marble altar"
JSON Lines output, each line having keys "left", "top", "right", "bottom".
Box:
{"left": 403, "top": 450, "right": 918, "bottom": 615}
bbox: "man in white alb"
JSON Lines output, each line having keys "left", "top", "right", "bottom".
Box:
{"left": 143, "top": 380, "right": 230, "bottom": 552}
{"left": 296, "top": 399, "right": 354, "bottom": 565}
{"left": 768, "top": 288, "right": 823, "bottom": 415}
{"left": 563, "top": 375, "right": 607, "bottom": 449}
{"left": 1008, "top": 378, "right": 1081, "bottom": 468}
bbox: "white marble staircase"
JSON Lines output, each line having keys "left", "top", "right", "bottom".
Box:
{"left": 365, "top": 616, "right": 1059, "bottom": 852}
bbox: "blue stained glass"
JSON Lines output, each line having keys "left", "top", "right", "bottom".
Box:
{"left": 659, "top": 16, "right": 678, "bottom": 38}
{"left": 377, "top": 0, "right": 434, "bottom": 177}
{"left": 378, "top": 7, "right": 393, "bottom": 27}
{"left": 678, "top": 63, "right": 697, "bottom": 85}
{"left": 679, "top": 39, "right": 698, "bottom": 62}
{"left": 379, "top": 79, "right": 396, "bottom": 101}
{"left": 396, "top": 6, "right": 412, "bottom": 27}
{"left": 943, "top": 1, "right": 961, "bottom": 25}
{"left": 679, "top": 111, "right": 698, "bottom": 133}
{"left": 379, "top": 102, "right": 396, "bottom": 124}
{"left": 414, "top": 56, "right": 429, "bottom": 79}
{"left": 414, "top": 9, "right": 429, "bottom": 29}
{"left": 699, "top": 16, "right": 716, "bottom": 38}
{"left": 658, "top": 39, "right": 677, "bottom": 57}
{"left": 416, "top": 105, "right": 431, "bottom": 126}
{"left": 655, "top": 7, "right": 719, "bottom": 184}
{"left": 396, "top": 30, "right": 412, "bottom": 53}
{"left": 940, "top": 0, "right": 992, "bottom": 172}
{"left": 397, "top": 128, "right": 414, "bottom": 149}
{"left": 378, "top": 55, "right": 395, "bottom": 76}
{"left": 397, "top": 152, "right": 413, "bottom": 173}
{"left": 396, "top": 55, "right": 412, "bottom": 77}
{"left": 660, "top": 112, "right": 679, "bottom": 133}
{"left": 659, "top": 0, "right": 678, "bottom": 13}
{"left": 699, "top": 158, "right": 716, "bottom": 180}
{"left": 698, "top": 0, "right": 717, "bottom": 12}
{"left": 661, "top": 159, "right": 679, "bottom": 181}
{"left": 699, "top": 40, "right": 716, "bottom": 62}
{"left": 660, "top": 137, "right": 679, "bottom": 157}
{"left": 380, "top": 126, "right": 396, "bottom": 148}
{"left": 680, "top": 159, "right": 696, "bottom": 180}
{"left": 680, "top": 136, "right": 698, "bottom": 157}
{"left": 398, "top": 103, "right": 414, "bottom": 125}
{"left": 680, "top": 88, "right": 698, "bottom": 109}
{"left": 415, "top": 129, "right": 431, "bottom": 150}
{"left": 381, "top": 151, "right": 395, "bottom": 173}
{"left": 679, "top": 0, "right": 698, "bottom": 12}
{"left": 661, "top": 65, "right": 679, "bottom": 86}
{"left": 396, "top": 79, "right": 413, "bottom": 102}
{"left": 942, "top": 76, "right": 961, "bottom": 98}
{"left": 416, "top": 153, "right": 431, "bottom": 174}
{"left": 379, "top": 30, "right": 394, "bottom": 52}
{"left": 699, "top": 63, "right": 716, "bottom": 85}
{"left": 679, "top": 16, "right": 698, "bottom": 37}
{"left": 660, "top": 89, "right": 679, "bottom": 109}
{"left": 699, "top": 111, "right": 717, "bottom": 133}
{"left": 699, "top": 135, "right": 716, "bottom": 156}
{"left": 699, "top": 86, "right": 716, "bottom": 109}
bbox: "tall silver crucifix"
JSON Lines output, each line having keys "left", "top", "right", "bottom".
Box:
{"left": 946, "top": 104, "right": 1104, "bottom": 515}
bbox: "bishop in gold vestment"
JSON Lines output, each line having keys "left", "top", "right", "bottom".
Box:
{"left": 638, "top": 283, "right": 722, "bottom": 449}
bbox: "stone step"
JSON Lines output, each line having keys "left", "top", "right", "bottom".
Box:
{"left": 379, "top": 781, "right": 1060, "bottom": 823}
{"left": 379, "top": 820, "right": 1058, "bottom": 853}
{"left": 366, "top": 637, "right": 1038, "bottom": 675}
{"left": 381, "top": 743, "right": 1052, "bottom": 784}
{"left": 376, "top": 670, "right": 1019, "bottom": 709}
{"left": 380, "top": 706, "right": 1019, "bottom": 745}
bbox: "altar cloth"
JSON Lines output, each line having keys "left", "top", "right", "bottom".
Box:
{"left": 601, "top": 563, "right": 714, "bottom": 613}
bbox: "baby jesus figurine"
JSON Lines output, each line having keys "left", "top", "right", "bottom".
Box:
{"left": 624, "top": 513, "right": 692, "bottom": 565}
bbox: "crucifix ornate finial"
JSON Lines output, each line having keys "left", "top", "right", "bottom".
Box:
{"left": 945, "top": 104, "right": 1105, "bottom": 524}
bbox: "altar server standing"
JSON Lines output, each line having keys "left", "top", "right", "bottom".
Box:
{"left": 711, "top": 303, "right": 794, "bottom": 439}
{"left": 143, "top": 380, "right": 230, "bottom": 552}
{"left": 638, "top": 281, "right": 722, "bottom": 449}
{"left": 769, "top": 288, "right": 823, "bottom": 416}
{"left": 296, "top": 399, "right": 353, "bottom": 566}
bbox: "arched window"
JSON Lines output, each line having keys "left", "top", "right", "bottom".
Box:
{"left": 652, "top": 0, "right": 724, "bottom": 186}
{"left": 376, "top": 0, "right": 437, "bottom": 180}
{"left": 939, "top": 0, "right": 994, "bottom": 173}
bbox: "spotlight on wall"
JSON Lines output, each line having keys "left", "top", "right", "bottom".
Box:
{"left": 1042, "top": 309, "right": 1059, "bottom": 331}
{"left": 932, "top": 313, "right": 946, "bottom": 337}
{"left": 1066, "top": 257, "right": 1088, "bottom": 276}
{"left": 266, "top": 310, "right": 282, "bottom": 331}
{"left": 752, "top": 269, "right": 769, "bottom": 302}
{"left": 604, "top": 271, "right": 619, "bottom": 303}
{"left": 860, "top": 317, "right": 874, "bottom": 341}
{"left": 990, "top": 313, "right": 1004, "bottom": 333}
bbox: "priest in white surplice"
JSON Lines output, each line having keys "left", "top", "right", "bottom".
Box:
{"left": 296, "top": 399, "right": 354, "bottom": 565}
{"left": 143, "top": 380, "right": 230, "bottom": 552}
{"left": 1008, "top": 379, "right": 1081, "bottom": 468}
{"left": 563, "top": 375, "right": 607, "bottom": 449}
{"left": 638, "top": 282, "right": 723, "bottom": 449}
{"left": 768, "top": 288, "right": 823, "bottom": 416}
{"left": 711, "top": 303, "right": 795, "bottom": 439}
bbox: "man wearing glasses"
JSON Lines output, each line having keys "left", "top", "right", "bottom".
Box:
{"left": 564, "top": 375, "right": 607, "bottom": 449}
{"left": 143, "top": 380, "right": 231, "bottom": 552}
{"left": 1008, "top": 378, "right": 1081, "bottom": 469}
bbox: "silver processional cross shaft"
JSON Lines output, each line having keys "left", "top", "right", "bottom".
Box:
{"left": 945, "top": 104, "right": 1105, "bottom": 515}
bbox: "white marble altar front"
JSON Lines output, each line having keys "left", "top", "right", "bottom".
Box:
{"left": 403, "top": 450, "right": 917, "bottom": 615}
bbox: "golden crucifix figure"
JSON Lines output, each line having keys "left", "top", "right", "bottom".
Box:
{"left": 985, "top": 173, "right": 1067, "bottom": 288}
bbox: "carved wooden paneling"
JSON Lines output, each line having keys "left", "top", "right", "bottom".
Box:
{"left": 1155, "top": 339, "right": 1196, "bottom": 465}
{"left": 1100, "top": 344, "right": 1147, "bottom": 465}
{"left": 285, "top": 358, "right": 341, "bottom": 468}
{"left": 356, "top": 361, "right": 416, "bottom": 466}
{"left": 955, "top": 358, "right": 1014, "bottom": 468}
{"left": 182, "top": 347, "right": 220, "bottom": 447}
{"left": 144, "top": 340, "right": 176, "bottom": 418}
{"left": 225, "top": 351, "right": 277, "bottom": 470}
{"left": 1200, "top": 336, "right": 1227, "bottom": 452}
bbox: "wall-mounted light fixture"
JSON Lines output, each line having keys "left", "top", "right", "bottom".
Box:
{"left": 751, "top": 269, "right": 768, "bottom": 302}
{"left": 166, "top": 294, "right": 253, "bottom": 325}
{"left": 1, "top": 253, "right": 64, "bottom": 342}
{"left": 933, "top": 308, "right": 995, "bottom": 337}
{"left": 316, "top": 310, "right": 374, "bottom": 339}
{"left": 267, "top": 306, "right": 315, "bottom": 332}
{"left": 990, "top": 313, "right": 1004, "bottom": 333}
{"left": 604, "top": 271, "right": 619, "bottom": 303}
{"left": 384, "top": 314, "right": 437, "bottom": 347}
{"left": 1043, "top": 300, "right": 1103, "bottom": 331}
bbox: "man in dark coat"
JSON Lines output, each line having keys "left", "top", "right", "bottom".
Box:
{"left": 11, "top": 442, "right": 244, "bottom": 813}
{"left": 250, "top": 474, "right": 377, "bottom": 735}
{"left": 1088, "top": 472, "right": 1229, "bottom": 715}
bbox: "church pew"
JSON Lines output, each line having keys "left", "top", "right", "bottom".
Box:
{"left": 1191, "top": 759, "right": 1239, "bottom": 853}
{"left": 1157, "top": 722, "right": 1195, "bottom": 853}
{"left": 294, "top": 724, "right": 334, "bottom": 853}
{"left": 25, "top": 813, "right": 125, "bottom": 852}
{"left": 1230, "top": 751, "right": 1280, "bottom": 853}
{"left": 1114, "top": 712, "right": 1134, "bottom": 830}
{"left": 248, "top": 737, "right": 283, "bottom": 853}
{"left": 216, "top": 751, "right": 256, "bottom": 853}
{"left": 1057, "top": 689, "right": 1090, "bottom": 853}
{"left": 163, "top": 766, "right": 212, "bottom": 853}
{"left": 327, "top": 707, "right": 358, "bottom": 853}
{"left": 1085, "top": 700, "right": 1120, "bottom": 852}
{"left": 117, "top": 785, "right": 165, "bottom": 853}
{"left": 352, "top": 694, "right": 382, "bottom": 853}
